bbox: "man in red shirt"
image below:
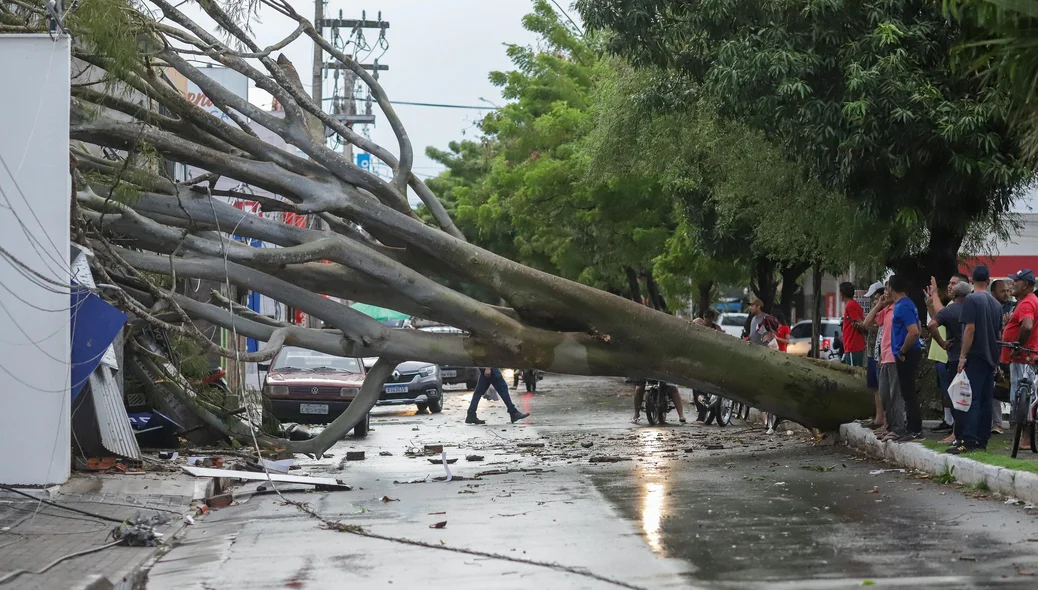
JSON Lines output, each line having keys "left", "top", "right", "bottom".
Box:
{"left": 1002, "top": 269, "right": 1038, "bottom": 448}
{"left": 840, "top": 282, "right": 867, "bottom": 367}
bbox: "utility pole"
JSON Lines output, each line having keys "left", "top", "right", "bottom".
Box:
{"left": 312, "top": 0, "right": 324, "bottom": 106}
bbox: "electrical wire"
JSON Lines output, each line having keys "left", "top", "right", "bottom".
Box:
{"left": 0, "top": 540, "right": 123, "bottom": 586}
{"left": 389, "top": 100, "right": 491, "bottom": 110}
{"left": 0, "top": 485, "right": 125, "bottom": 524}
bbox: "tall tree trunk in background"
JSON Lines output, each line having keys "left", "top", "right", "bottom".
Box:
{"left": 697, "top": 280, "right": 714, "bottom": 318}
{"left": 625, "top": 266, "right": 643, "bottom": 305}
{"left": 777, "top": 261, "right": 809, "bottom": 323}
{"left": 811, "top": 261, "right": 823, "bottom": 359}
{"left": 890, "top": 225, "right": 964, "bottom": 322}
{"left": 643, "top": 270, "right": 669, "bottom": 313}
{"left": 750, "top": 257, "right": 778, "bottom": 312}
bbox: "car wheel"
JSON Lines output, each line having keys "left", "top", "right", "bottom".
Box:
{"left": 415, "top": 403, "right": 428, "bottom": 414}
{"left": 428, "top": 395, "right": 443, "bottom": 414}
{"left": 353, "top": 412, "right": 370, "bottom": 437}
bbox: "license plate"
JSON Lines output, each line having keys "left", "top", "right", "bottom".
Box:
{"left": 299, "top": 403, "right": 329, "bottom": 415}
{"left": 441, "top": 370, "right": 457, "bottom": 378}
{"left": 385, "top": 384, "right": 409, "bottom": 394}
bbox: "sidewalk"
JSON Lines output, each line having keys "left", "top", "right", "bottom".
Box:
{"left": 0, "top": 472, "right": 207, "bottom": 590}
{"left": 841, "top": 421, "right": 1038, "bottom": 505}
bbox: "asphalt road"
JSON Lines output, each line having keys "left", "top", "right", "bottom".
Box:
{"left": 147, "top": 374, "right": 1038, "bottom": 589}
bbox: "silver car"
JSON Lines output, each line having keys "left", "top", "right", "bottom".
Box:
{"left": 787, "top": 319, "right": 842, "bottom": 361}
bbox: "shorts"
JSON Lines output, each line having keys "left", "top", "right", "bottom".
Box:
{"left": 843, "top": 350, "right": 865, "bottom": 367}
{"left": 866, "top": 357, "right": 879, "bottom": 390}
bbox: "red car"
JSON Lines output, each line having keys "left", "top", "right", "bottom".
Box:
{"left": 262, "top": 347, "right": 371, "bottom": 436}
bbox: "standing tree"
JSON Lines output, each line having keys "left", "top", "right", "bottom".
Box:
{"left": 1, "top": 0, "right": 872, "bottom": 456}
{"left": 577, "top": 0, "right": 1032, "bottom": 299}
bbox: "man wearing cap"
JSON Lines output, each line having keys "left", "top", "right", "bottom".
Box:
{"left": 1002, "top": 269, "right": 1038, "bottom": 449}
{"left": 951, "top": 266, "right": 1003, "bottom": 454}
{"left": 928, "top": 279, "right": 971, "bottom": 443}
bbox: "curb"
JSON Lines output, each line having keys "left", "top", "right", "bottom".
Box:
{"left": 840, "top": 422, "right": 1038, "bottom": 505}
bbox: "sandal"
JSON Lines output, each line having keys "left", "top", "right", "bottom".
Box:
{"left": 632, "top": 416, "right": 641, "bottom": 424}
{"left": 679, "top": 417, "right": 687, "bottom": 424}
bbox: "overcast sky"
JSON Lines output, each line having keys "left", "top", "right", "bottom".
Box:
{"left": 182, "top": 0, "right": 543, "bottom": 200}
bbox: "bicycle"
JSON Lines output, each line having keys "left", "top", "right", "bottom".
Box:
{"left": 997, "top": 341, "right": 1038, "bottom": 458}
{"left": 643, "top": 380, "right": 675, "bottom": 425}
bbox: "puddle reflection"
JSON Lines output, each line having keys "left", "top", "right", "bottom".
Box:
{"left": 636, "top": 428, "right": 672, "bottom": 555}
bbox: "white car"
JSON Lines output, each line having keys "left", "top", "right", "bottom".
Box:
{"left": 718, "top": 313, "right": 748, "bottom": 338}
{"left": 787, "top": 319, "right": 842, "bottom": 361}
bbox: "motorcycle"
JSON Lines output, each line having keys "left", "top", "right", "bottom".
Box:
{"left": 201, "top": 367, "right": 230, "bottom": 393}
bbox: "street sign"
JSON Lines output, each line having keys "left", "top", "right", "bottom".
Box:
{"left": 356, "top": 153, "right": 371, "bottom": 171}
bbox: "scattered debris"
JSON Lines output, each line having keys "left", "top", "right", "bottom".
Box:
{"left": 323, "top": 453, "right": 334, "bottom": 459}
{"left": 801, "top": 465, "right": 836, "bottom": 472}
{"left": 684, "top": 448, "right": 696, "bottom": 453}
{"left": 867, "top": 487, "right": 880, "bottom": 494}
{"left": 517, "top": 442, "right": 545, "bottom": 448}
{"left": 428, "top": 511, "right": 446, "bottom": 515}
{"left": 429, "top": 458, "right": 458, "bottom": 464}
{"left": 284, "top": 424, "right": 315, "bottom": 441}
{"left": 183, "top": 466, "right": 351, "bottom": 490}
{"left": 958, "top": 556, "right": 977, "bottom": 562}
{"left": 109, "top": 513, "right": 170, "bottom": 547}
{"left": 705, "top": 444, "right": 724, "bottom": 450}
{"left": 380, "top": 496, "right": 399, "bottom": 503}
{"left": 458, "top": 489, "right": 476, "bottom": 494}
{"left": 424, "top": 444, "right": 444, "bottom": 455}
{"left": 429, "top": 521, "right": 447, "bottom": 529}
{"left": 187, "top": 456, "right": 224, "bottom": 469}
{"left": 869, "top": 469, "right": 905, "bottom": 476}
{"left": 465, "top": 455, "right": 484, "bottom": 461}
{"left": 158, "top": 451, "right": 178, "bottom": 460}
{"left": 257, "top": 458, "right": 295, "bottom": 474}
{"left": 345, "top": 451, "right": 365, "bottom": 461}
{"left": 379, "top": 451, "right": 393, "bottom": 456}
{"left": 580, "top": 441, "right": 593, "bottom": 448}
{"left": 589, "top": 456, "right": 631, "bottom": 463}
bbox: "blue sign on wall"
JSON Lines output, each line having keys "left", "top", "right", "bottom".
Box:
{"left": 356, "top": 152, "right": 371, "bottom": 172}
{"left": 70, "top": 284, "right": 128, "bottom": 400}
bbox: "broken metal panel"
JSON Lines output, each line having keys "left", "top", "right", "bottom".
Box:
{"left": 89, "top": 365, "right": 141, "bottom": 460}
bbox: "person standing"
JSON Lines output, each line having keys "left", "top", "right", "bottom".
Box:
{"left": 862, "top": 281, "right": 886, "bottom": 431}
{"left": 773, "top": 310, "right": 791, "bottom": 352}
{"left": 692, "top": 309, "right": 724, "bottom": 332}
{"left": 888, "top": 275, "right": 924, "bottom": 442}
{"left": 864, "top": 283, "right": 903, "bottom": 440}
{"left": 950, "top": 266, "right": 1003, "bottom": 454}
{"left": 840, "top": 282, "right": 867, "bottom": 367}
{"left": 991, "top": 279, "right": 1016, "bottom": 435}
{"left": 928, "top": 280, "right": 971, "bottom": 444}
{"left": 466, "top": 368, "right": 531, "bottom": 425}
{"left": 747, "top": 298, "right": 766, "bottom": 344}
{"left": 1001, "top": 269, "right": 1038, "bottom": 451}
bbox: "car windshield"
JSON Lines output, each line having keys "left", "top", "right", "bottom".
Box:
{"left": 722, "top": 314, "right": 747, "bottom": 326}
{"left": 272, "top": 347, "right": 362, "bottom": 373}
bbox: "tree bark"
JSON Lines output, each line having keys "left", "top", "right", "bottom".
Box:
{"left": 643, "top": 270, "right": 668, "bottom": 313}
{"left": 777, "top": 261, "right": 809, "bottom": 322}
{"left": 697, "top": 280, "right": 714, "bottom": 317}
{"left": 751, "top": 257, "right": 778, "bottom": 313}
{"left": 625, "top": 266, "right": 642, "bottom": 304}
{"left": 811, "top": 261, "right": 823, "bottom": 359}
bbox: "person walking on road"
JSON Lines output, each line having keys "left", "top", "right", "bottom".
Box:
{"left": 466, "top": 368, "right": 531, "bottom": 425}
{"left": 840, "top": 282, "right": 867, "bottom": 367}
{"left": 950, "top": 266, "right": 1003, "bottom": 454}
{"left": 1001, "top": 269, "right": 1038, "bottom": 450}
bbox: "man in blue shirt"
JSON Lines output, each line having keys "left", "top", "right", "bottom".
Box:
{"left": 889, "top": 274, "right": 924, "bottom": 442}
{"left": 952, "top": 266, "right": 1004, "bottom": 454}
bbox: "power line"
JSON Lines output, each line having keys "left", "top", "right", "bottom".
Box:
{"left": 389, "top": 100, "right": 491, "bottom": 110}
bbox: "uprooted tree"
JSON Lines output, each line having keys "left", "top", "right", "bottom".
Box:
{"left": 2, "top": 0, "right": 872, "bottom": 456}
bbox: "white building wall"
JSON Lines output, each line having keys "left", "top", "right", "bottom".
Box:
{"left": 0, "top": 35, "right": 72, "bottom": 485}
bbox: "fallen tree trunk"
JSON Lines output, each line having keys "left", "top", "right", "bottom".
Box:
{"left": 18, "top": 0, "right": 874, "bottom": 456}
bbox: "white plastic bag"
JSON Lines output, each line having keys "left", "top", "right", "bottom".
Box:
{"left": 767, "top": 337, "right": 780, "bottom": 350}
{"left": 948, "top": 371, "right": 972, "bottom": 412}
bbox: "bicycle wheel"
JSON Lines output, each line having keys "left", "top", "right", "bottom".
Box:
{"left": 645, "top": 387, "right": 660, "bottom": 425}
{"left": 655, "top": 389, "right": 669, "bottom": 425}
{"left": 716, "top": 398, "right": 733, "bottom": 427}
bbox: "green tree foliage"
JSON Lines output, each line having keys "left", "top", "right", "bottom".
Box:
{"left": 577, "top": 0, "right": 1032, "bottom": 288}
{"left": 945, "top": 0, "right": 1038, "bottom": 158}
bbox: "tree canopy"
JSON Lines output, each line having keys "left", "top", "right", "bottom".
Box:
{"left": 577, "top": 0, "right": 1032, "bottom": 287}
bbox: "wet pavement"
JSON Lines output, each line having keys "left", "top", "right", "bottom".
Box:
{"left": 147, "top": 374, "right": 1038, "bottom": 589}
